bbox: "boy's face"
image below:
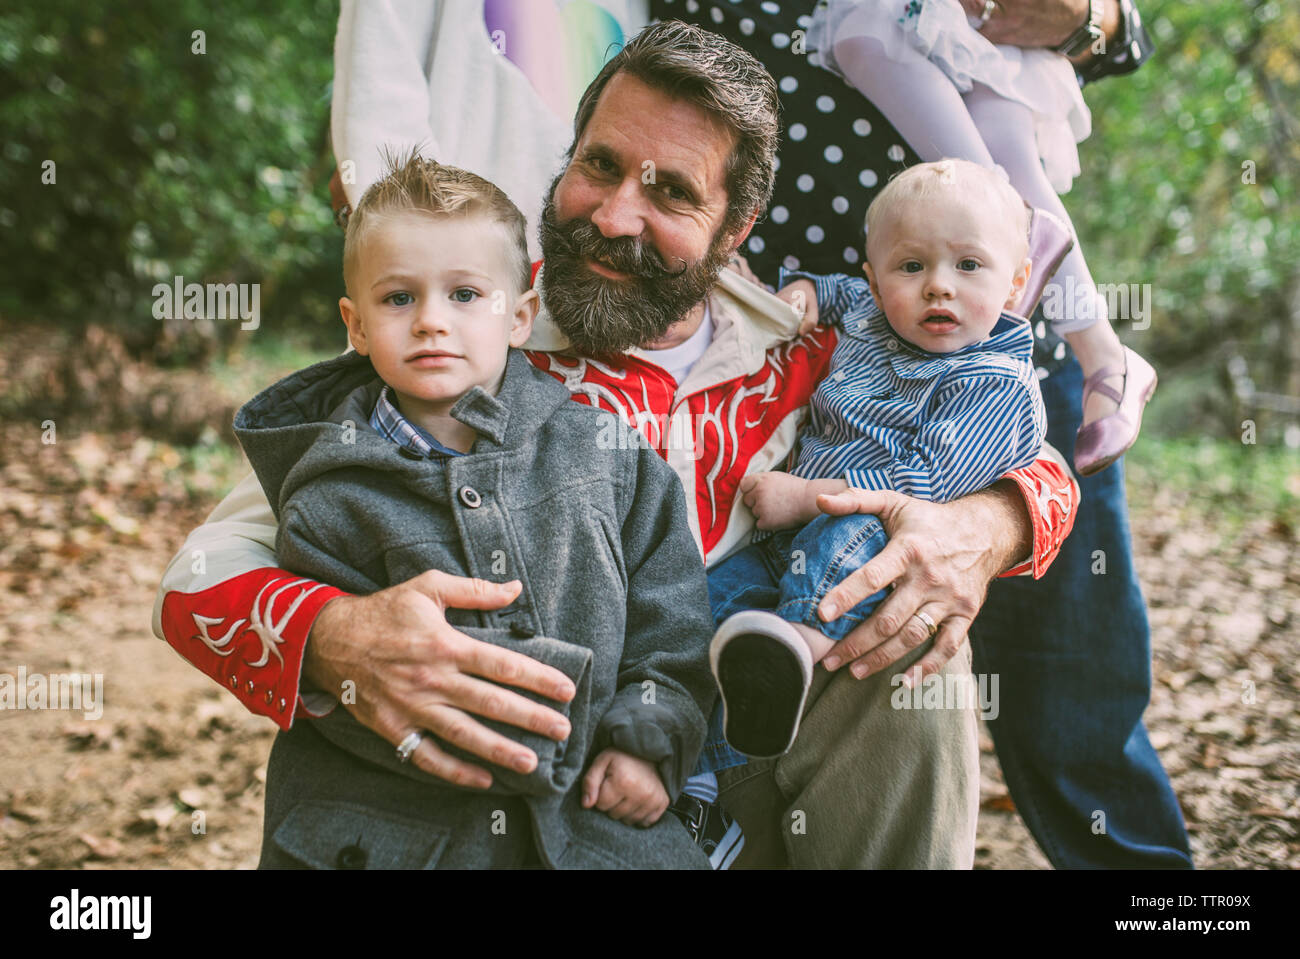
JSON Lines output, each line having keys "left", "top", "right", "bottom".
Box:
{"left": 340, "top": 212, "right": 537, "bottom": 419}
{"left": 863, "top": 192, "right": 1030, "bottom": 354}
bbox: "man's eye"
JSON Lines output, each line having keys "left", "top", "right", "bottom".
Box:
{"left": 660, "top": 183, "right": 689, "bottom": 202}
{"left": 452, "top": 288, "right": 478, "bottom": 303}
{"left": 588, "top": 156, "right": 616, "bottom": 174}
{"left": 958, "top": 258, "right": 981, "bottom": 271}
{"left": 385, "top": 291, "right": 413, "bottom": 306}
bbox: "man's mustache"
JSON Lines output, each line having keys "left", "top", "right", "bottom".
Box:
{"left": 540, "top": 213, "right": 689, "bottom": 279}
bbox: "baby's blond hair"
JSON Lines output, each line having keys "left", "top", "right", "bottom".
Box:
{"left": 864, "top": 158, "right": 1029, "bottom": 263}
{"left": 342, "top": 150, "right": 531, "bottom": 298}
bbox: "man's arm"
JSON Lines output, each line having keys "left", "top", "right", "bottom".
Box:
{"left": 153, "top": 468, "right": 578, "bottom": 786}
{"left": 152, "top": 469, "right": 345, "bottom": 729}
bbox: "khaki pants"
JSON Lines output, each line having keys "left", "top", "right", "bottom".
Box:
{"left": 717, "top": 643, "right": 980, "bottom": 869}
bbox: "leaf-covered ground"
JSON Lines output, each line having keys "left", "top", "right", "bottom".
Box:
{"left": 2, "top": 328, "right": 1296, "bottom": 869}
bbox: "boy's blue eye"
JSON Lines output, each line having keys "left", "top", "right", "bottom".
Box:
{"left": 958, "top": 258, "right": 980, "bottom": 271}
{"left": 452, "top": 288, "right": 478, "bottom": 303}
{"left": 901, "top": 261, "right": 923, "bottom": 273}
{"left": 386, "top": 291, "right": 413, "bottom": 306}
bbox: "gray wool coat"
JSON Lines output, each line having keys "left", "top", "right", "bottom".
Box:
{"left": 232, "top": 348, "right": 715, "bottom": 869}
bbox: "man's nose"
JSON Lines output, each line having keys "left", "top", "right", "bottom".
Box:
{"left": 589, "top": 176, "right": 648, "bottom": 239}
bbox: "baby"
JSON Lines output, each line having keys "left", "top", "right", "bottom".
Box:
{"left": 233, "top": 155, "right": 715, "bottom": 868}
{"left": 699, "top": 158, "right": 1047, "bottom": 765}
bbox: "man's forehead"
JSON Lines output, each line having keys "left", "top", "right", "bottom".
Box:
{"left": 579, "top": 72, "right": 735, "bottom": 193}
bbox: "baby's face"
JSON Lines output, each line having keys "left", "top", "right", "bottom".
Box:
{"left": 863, "top": 193, "right": 1029, "bottom": 353}
{"left": 340, "top": 213, "right": 536, "bottom": 418}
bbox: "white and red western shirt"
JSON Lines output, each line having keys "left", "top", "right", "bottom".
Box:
{"left": 153, "top": 268, "right": 1077, "bottom": 729}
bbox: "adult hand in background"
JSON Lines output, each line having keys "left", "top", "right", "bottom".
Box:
{"left": 961, "top": 0, "right": 1120, "bottom": 51}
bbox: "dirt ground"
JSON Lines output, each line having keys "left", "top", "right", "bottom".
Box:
{"left": 2, "top": 413, "right": 1297, "bottom": 870}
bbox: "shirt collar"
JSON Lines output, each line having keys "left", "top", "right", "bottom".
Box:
{"left": 369, "top": 385, "right": 465, "bottom": 458}
{"left": 853, "top": 307, "right": 1035, "bottom": 378}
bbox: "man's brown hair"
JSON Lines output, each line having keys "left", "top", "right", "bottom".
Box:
{"left": 569, "top": 19, "right": 781, "bottom": 236}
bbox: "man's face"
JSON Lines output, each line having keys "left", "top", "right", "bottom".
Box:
{"left": 539, "top": 72, "right": 749, "bottom": 356}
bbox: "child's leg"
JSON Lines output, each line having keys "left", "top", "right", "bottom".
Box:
{"left": 828, "top": 29, "right": 998, "bottom": 167}
{"left": 775, "top": 511, "right": 891, "bottom": 644}
{"left": 963, "top": 83, "right": 1131, "bottom": 431}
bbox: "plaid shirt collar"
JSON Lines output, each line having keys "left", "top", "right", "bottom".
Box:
{"left": 369, "top": 385, "right": 464, "bottom": 458}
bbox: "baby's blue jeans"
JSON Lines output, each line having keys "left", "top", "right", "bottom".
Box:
{"left": 695, "top": 512, "right": 889, "bottom": 774}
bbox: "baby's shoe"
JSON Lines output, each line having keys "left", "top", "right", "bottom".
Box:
{"left": 710, "top": 610, "right": 813, "bottom": 758}
{"left": 1074, "top": 346, "right": 1158, "bottom": 476}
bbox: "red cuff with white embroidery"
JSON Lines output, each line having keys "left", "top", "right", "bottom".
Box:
{"left": 159, "top": 568, "right": 348, "bottom": 730}
{"left": 998, "top": 455, "right": 1078, "bottom": 580}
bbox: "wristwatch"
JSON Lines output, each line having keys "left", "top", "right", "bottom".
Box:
{"left": 1055, "top": 0, "right": 1105, "bottom": 58}
{"left": 1073, "top": 0, "right": 1156, "bottom": 85}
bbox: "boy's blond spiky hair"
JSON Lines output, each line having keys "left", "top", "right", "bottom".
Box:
{"left": 864, "top": 158, "right": 1030, "bottom": 262}
{"left": 343, "top": 149, "right": 531, "bottom": 298}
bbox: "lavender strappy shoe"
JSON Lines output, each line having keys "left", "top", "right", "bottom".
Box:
{"left": 1074, "top": 347, "right": 1158, "bottom": 477}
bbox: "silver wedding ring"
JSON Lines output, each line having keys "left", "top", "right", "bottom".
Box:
{"left": 914, "top": 610, "right": 939, "bottom": 638}
{"left": 395, "top": 730, "right": 423, "bottom": 763}
{"left": 978, "top": 0, "right": 997, "bottom": 26}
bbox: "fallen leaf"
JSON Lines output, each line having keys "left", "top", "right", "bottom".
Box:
{"left": 79, "top": 833, "right": 123, "bottom": 859}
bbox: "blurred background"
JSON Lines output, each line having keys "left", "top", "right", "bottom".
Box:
{"left": 0, "top": 0, "right": 1296, "bottom": 870}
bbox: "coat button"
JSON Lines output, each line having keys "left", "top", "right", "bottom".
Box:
{"left": 336, "top": 844, "right": 367, "bottom": 869}
{"left": 459, "top": 486, "right": 482, "bottom": 508}
{"left": 508, "top": 621, "right": 536, "bottom": 638}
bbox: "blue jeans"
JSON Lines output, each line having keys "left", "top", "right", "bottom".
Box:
{"left": 969, "top": 355, "right": 1193, "bottom": 868}
{"left": 696, "top": 512, "right": 889, "bottom": 774}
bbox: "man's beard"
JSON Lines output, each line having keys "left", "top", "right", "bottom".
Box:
{"left": 537, "top": 178, "right": 734, "bottom": 357}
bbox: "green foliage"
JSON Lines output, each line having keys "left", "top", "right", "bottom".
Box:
{"left": 1073, "top": 0, "right": 1300, "bottom": 434}
{"left": 0, "top": 0, "right": 344, "bottom": 361}
{"left": 1126, "top": 436, "right": 1299, "bottom": 534}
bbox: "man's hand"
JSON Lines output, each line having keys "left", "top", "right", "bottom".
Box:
{"left": 961, "top": 0, "right": 1119, "bottom": 51}
{"left": 581, "top": 747, "right": 670, "bottom": 827}
{"left": 304, "top": 569, "right": 577, "bottom": 790}
{"left": 812, "top": 484, "right": 1029, "bottom": 685}
{"left": 777, "top": 278, "right": 819, "bottom": 336}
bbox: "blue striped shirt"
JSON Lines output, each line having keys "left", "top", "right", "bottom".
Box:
{"left": 782, "top": 269, "right": 1046, "bottom": 503}
{"left": 368, "top": 385, "right": 465, "bottom": 458}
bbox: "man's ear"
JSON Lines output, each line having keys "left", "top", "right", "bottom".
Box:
{"left": 508, "top": 289, "right": 540, "bottom": 348}
{"left": 726, "top": 207, "right": 762, "bottom": 254}
{"left": 1005, "top": 257, "right": 1032, "bottom": 310}
{"left": 339, "top": 296, "right": 368, "bottom": 355}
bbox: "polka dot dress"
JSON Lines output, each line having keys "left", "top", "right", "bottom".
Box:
{"left": 652, "top": 0, "right": 916, "bottom": 279}
{"left": 650, "top": 0, "right": 1069, "bottom": 379}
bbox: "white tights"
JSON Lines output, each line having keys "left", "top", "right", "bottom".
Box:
{"left": 831, "top": 33, "right": 1106, "bottom": 334}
